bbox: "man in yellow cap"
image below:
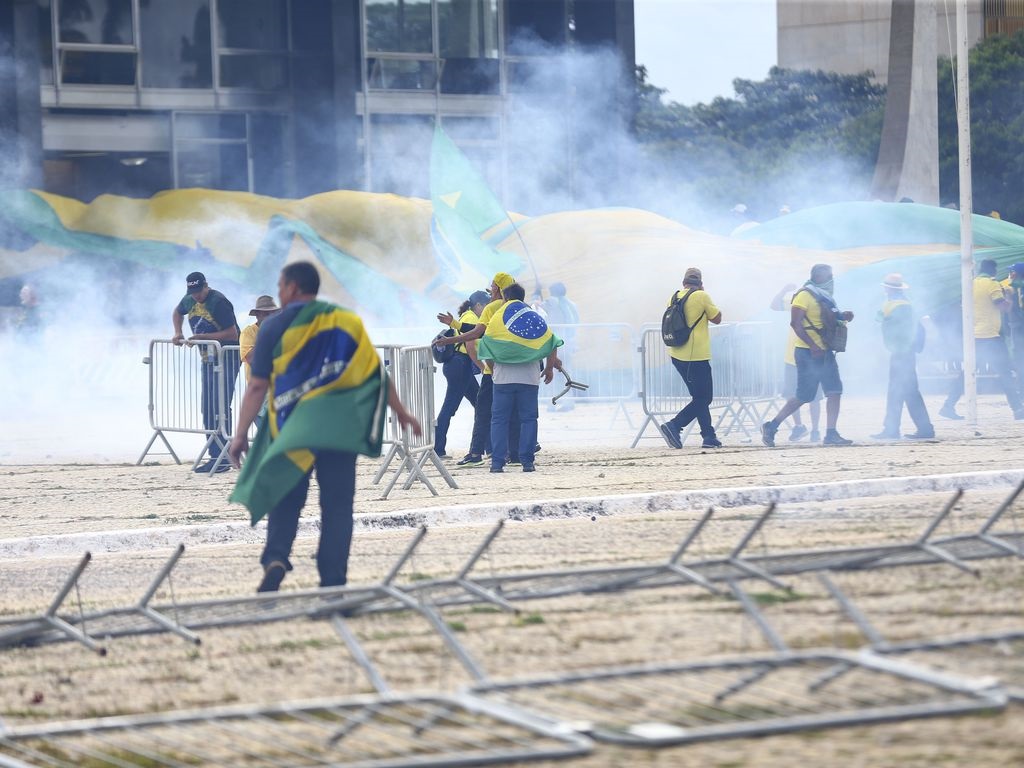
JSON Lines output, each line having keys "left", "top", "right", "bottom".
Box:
{"left": 436, "top": 272, "right": 516, "bottom": 466}
{"left": 872, "top": 274, "right": 933, "bottom": 440}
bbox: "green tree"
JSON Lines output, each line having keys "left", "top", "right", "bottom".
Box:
{"left": 634, "top": 66, "right": 886, "bottom": 229}
{"left": 938, "top": 31, "right": 1024, "bottom": 224}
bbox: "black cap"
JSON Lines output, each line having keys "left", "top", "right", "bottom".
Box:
{"left": 186, "top": 272, "right": 207, "bottom": 293}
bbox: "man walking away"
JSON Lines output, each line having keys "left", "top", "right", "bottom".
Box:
{"left": 871, "top": 273, "right": 934, "bottom": 440}
{"left": 761, "top": 264, "right": 855, "bottom": 447}
{"left": 771, "top": 283, "right": 822, "bottom": 441}
{"left": 1002, "top": 262, "right": 1024, "bottom": 396}
{"left": 941, "top": 258, "right": 1024, "bottom": 420}
{"left": 659, "top": 267, "right": 723, "bottom": 450}
{"left": 227, "top": 261, "right": 420, "bottom": 593}
{"left": 172, "top": 271, "right": 241, "bottom": 472}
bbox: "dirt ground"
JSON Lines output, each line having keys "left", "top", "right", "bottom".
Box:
{"left": 1, "top": 396, "right": 1023, "bottom": 767}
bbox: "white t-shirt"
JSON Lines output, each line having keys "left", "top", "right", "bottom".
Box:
{"left": 492, "top": 360, "right": 542, "bottom": 386}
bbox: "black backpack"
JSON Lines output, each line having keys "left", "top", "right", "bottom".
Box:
{"left": 431, "top": 328, "right": 455, "bottom": 364}
{"left": 661, "top": 289, "right": 704, "bottom": 347}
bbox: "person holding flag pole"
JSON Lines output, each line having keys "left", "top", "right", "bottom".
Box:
{"left": 227, "top": 262, "right": 420, "bottom": 593}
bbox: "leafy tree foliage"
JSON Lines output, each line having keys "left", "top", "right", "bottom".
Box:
{"left": 635, "top": 66, "right": 885, "bottom": 230}
{"left": 938, "top": 31, "right": 1024, "bottom": 224}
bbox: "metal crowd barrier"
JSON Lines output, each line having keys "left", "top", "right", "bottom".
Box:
{"left": 545, "top": 323, "right": 638, "bottom": 425}
{"left": 373, "top": 344, "right": 457, "bottom": 499}
{"left": 137, "top": 339, "right": 239, "bottom": 472}
{"left": 633, "top": 322, "right": 785, "bottom": 447}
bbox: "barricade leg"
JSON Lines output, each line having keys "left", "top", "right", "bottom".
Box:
{"left": 136, "top": 430, "right": 181, "bottom": 466}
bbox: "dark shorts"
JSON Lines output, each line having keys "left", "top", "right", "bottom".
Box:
{"left": 794, "top": 347, "right": 842, "bottom": 403}
{"left": 782, "top": 362, "right": 823, "bottom": 401}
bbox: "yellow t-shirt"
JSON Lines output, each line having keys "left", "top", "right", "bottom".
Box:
{"left": 974, "top": 275, "right": 1005, "bottom": 339}
{"left": 476, "top": 299, "right": 504, "bottom": 375}
{"left": 239, "top": 322, "right": 260, "bottom": 381}
{"left": 450, "top": 308, "right": 480, "bottom": 354}
{"left": 667, "top": 289, "right": 719, "bottom": 362}
{"left": 791, "top": 288, "right": 825, "bottom": 350}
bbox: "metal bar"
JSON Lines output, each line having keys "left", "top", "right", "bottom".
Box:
{"left": 330, "top": 614, "right": 391, "bottom": 695}
{"left": 917, "top": 542, "right": 980, "bottom": 577}
{"left": 669, "top": 507, "right": 716, "bottom": 564}
{"left": 915, "top": 489, "right": 964, "bottom": 544}
{"left": 979, "top": 478, "right": 1024, "bottom": 533}
{"left": 816, "top": 572, "right": 887, "bottom": 647}
{"left": 45, "top": 552, "right": 92, "bottom": 617}
{"left": 728, "top": 558, "right": 792, "bottom": 592}
{"left": 44, "top": 615, "right": 106, "bottom": 656}
{"left": 457, "top": 520, "right": 505, "bottom": 579}
{"left": 727, "top": 580, "right": 789, "bottom": 652}
{"left": 384, "top": 525, "right": 429, "bottom": 586}
{"left": 456, "top": 579, "right": 517, "bottom": 613}
{"left": 137, "top": 606, "right": 200, "bottom": 645}
{"left": 371, "top": 442, "right": 400, "bottom": 484}
{"left": 137, "top": 546, "right": 187, "bottom": 607}
{"left": 729, "top": 503, "right": 778, "bottom": 559}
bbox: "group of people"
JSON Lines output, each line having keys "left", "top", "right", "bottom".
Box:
{"left": 432, "top": 272, "right": 565, "bottom": 473}
{"left": 658, "top": 258, "right": 1024, "bottom": 450}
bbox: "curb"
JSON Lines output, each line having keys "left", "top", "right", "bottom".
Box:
{"left": 2, "top": 468, "right": 1022, "bottom": 560}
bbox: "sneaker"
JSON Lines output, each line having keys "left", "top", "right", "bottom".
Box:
{"left": 823, "top": 430, "right": 853, "bottom": 446}
{"left": 810, "top": 430, "right": 821, "bottom": 443}
{"left": 489, "top": 465, "right": 504, "bottom": 473}
{"left": 195, "top": 459, "right": 230, "bottom": 474}
{"left": 870, "top": 431, "right": 901, "bottom": 440}
{"left": 761, "top": 421, "right": 778, "bottom": 447}
{"left": 522, "top": 464, "right": 536, "bottom": 472}
{"left": 457, "top": 454, "right": 484, "bottom": 467}
{"left": 701, "top": 437, "right": 723, "bottom": 448}
{"left": 659, "top": 423, "right": 683, "bottom": 449}
{"left": 939, "top": 405, "right": 964, "bottom": 420}
{"left": 788, "top": 425, "right": 808, "bottom": 442}
{"left": 257, "top": 561, "right": 287, "bottom": 593}
{"left": 904, "top": 430, "right": 936, "bottom": 440}
{"left": 193, "top": 459, "right": 215, "bottom": 473}
{"left": 508, "top": 458, "right": 522, "bottom": 466}
{"left": 436, "top": 452, "right": 451, "bottom": 459}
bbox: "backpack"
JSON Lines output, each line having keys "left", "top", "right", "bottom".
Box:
{"left": 797, "top": 287, "right": 847, "bottom": 353}
{"left": 661, "top": 289, "right": 705, "bottom": 347}
{"left": 431, "top": 328, "right": 455, "bottom": 364}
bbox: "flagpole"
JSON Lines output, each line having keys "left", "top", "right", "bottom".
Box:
{"left": 956, "top": 0, "right": 976, "bottom": 424}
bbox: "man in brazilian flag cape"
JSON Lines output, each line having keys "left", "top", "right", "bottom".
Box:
{"left": 476, "top": 282, "right": 563, "bottom": 473}
{"left": 228, "top": 262, "right": 420, "bottom": 592}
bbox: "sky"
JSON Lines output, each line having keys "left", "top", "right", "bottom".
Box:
{"left": 633, "top": 0, "right": 778, "bottom": 106}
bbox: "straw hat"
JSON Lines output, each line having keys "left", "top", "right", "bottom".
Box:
{"left": 881, "top": 273, "right": 909, "bottom": 291}
{"left": 248, "top": 295, "right": 279, "bottom": 316}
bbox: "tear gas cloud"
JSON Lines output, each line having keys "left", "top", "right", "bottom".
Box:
{"left": 0, "top": 36, "right": 939, "bottom": 462}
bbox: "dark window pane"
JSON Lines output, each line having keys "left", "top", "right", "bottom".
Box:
{"left": 217, "top": 0, "right": 286, "bottom": 50}
{"left": 506, "top": 57, "right": 568, "bottom": 94}
{"left": 60, "top": 50, "right": 135, "bottom": 84}
{"left": 506, "top": 0, "right": 566, "bottom": 54}
{"left": 38, "top": 0, "right": 54, "bottom": 85}
{"left": 290, "top": 0, "right": 331, "bottom": 52}
{"left": 141, "top": 0, "right": 212, "bottom": 88}
{"left": 438, "top": 0, "right": 497, "bottom": 58}
{"left": 219, "top": 53, "right": 287, "bottom": 89}
{"left": 365, "top": 0, "right": 432, "bottom": 54}
{"left": 175, "top": 113, "right": 247, "bottom": 140}
{"left": 58, "top": 0, "right": 133, "bottom": 44}
{"left": 366, "top": 57, "right": 436, "bottom": 90}
{"left": 176, "top": 142, "right": 249, "bottom": 190}
{"left": 439, "top": 57, "right": 498, "bottom": 94}
{"left": 440, "top": 115, "right": 499, "bottom": 140}
{"left": 250, "top": 113, "right": 286, "bottom": 196}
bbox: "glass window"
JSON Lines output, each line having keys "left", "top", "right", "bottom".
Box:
{"left": 439, "top": 56, "right": 498, "bottom": 94}
{"left": 437, "top": 0, "right": 497, "bottom": 58}
{"left": 60, "top": 50, "right": 136, "bottom": 84}
{"left": 141, "top": 0, "right": 212, "bottom": 88}
{"left": 175, "top": 113, "right": 247, "bottom": 140}
{"left": 365, "top": 0, "right": 432, "bottom": 54}
{"left": 57, "top": 0, "right": 134, "bottom": 45}
{"left": 506, "top": 0, "right": 566, "bottom": 54}
{"left": 291, "top": 0, "right": 331, "bottom": 52}
{"left": 366, "top": 57, "right": 436, "bottom": 90}
{"left": 37, "top": 0, "right": 54, "bottom": 85}
{"left": 219, "top": 53, "right": 287, "bottom": 89}
{"left": 368, "top": 113, "right": 431, "bottom": 196}
{"left": 440, "top": 115, "right": 499, "bottom": 141}
{"left": 217, "top": 0, "right": 287, "bottom": 50}
{"left": 176, "top": 142, "right": 249, "bottom": 190}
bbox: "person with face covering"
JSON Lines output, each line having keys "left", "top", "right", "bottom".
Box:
{"left": 761, "top": 263, "right": 855, "bottom": 447}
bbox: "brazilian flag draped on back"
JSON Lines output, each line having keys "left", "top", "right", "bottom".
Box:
{"left": 477, "top": 300, "right": 563, "bottom": 364}
{"left": 229, "top": 300, "right": 387, "bottom": 525}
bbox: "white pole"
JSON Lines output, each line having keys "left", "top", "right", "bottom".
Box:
{"left": 956, "top": 0, "right": 977, "bottom": 424}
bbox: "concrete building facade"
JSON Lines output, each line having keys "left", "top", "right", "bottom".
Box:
{"left": 0, "top": 0, "right": 635, "bottom": 208}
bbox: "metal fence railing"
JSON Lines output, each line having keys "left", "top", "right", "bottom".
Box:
{"left": 632, "top": 322, "right": 785, "bottom": 447}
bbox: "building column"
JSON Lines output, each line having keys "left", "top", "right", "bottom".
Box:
{"left": 0, "top": 0, "right": 43, "bottom": 189}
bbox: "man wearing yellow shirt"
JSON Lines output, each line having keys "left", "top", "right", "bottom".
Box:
{"left": 435, "top": 271, "right": 516, "bottom": 466}
{"left": 239, "top": 295, "right": 280, "bottom": 381}
{"left": 771, "top": 283, "right": 822, "bottom": 442}
{"left": 761, "top": 264, "right": 855, "bottom": 447}
{"left": 433, "top": 290, "right": 490, "bottom": 458}
{"left": 658, "top": 267, "right": 724, "bottom": 449}
{"left": 941, "top": 259, "right": 1024, "bottom": 419}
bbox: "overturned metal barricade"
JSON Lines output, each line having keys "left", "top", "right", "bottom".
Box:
{"left": 373, "top": 345, "right": 456, "bottom": 499}
{"left": 137, "top": 340, "right": 240, "bottom": 472}
{"left": 0, "top": 693, "right": 593, "bottom": 768}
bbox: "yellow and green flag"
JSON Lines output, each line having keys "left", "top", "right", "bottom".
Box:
{"left": 229, "top": 300, "right": 387, "bottom": 524}
{"left": 477, "top": 300, "right": 563, "bottom": 365}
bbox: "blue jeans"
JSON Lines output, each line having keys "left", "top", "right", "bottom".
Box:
{"left": 435, "top": 353, "right": 479, "bottom": 455}
{"left": 261, "top": 450, "right": 356, "bottom": 587}
{"left": 491, "top": 384, "right": 539, "bottom": 469}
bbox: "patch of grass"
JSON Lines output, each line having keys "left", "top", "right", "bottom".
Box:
{"left": 515, "top": 613, "right": 545, "bottom": 627}
{"left": 273, "top": 638, "right": 332, "bottom": 651}
{"left": 446, "top": 621, "right": 467, "bottom": 633}
{"left": 406, "top": 572, "right": 432, "bottom": 582}
{"left": 469, "top": 605, "right": 502, "bottom": 614}
{"left": 749, "top": 590, "right": 807, "bottom": 607}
